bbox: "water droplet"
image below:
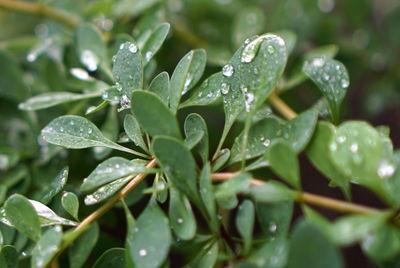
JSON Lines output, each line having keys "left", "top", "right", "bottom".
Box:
{"left": 85, "top": 195, "right": 97, "bottom": 205}
{"left": 240, "top": 34, "right": 285, "bottom": 63}
{"left": 112, "top": 55, "right": 117, "bottom": 63}
{"left": 323, "top": 73, "right": 330, "bottom": 81}
{"left": 176, "top": 218, "right": 184, "bottom": 224}
{"left": 269, "top": 223, "right": 277, "bottom": 232}
{"left": 312, "top": 58, "right": 325, "bottom": 67}
{"left": 80, "top": 50, "right": 98, "bottom": 71}
{"left": 262, "top": 139, "right": 271, "bottom": 147}
{"left": 183, "top": 73, "right": 193, "bottom": 94}
{"left": 377, "top": 161, "right": 396, "bottom": 179}
{"left": 145, "top": 51, "right": 153, "bottom": 61}
{"left": 220, "top": 83, "right": 230, "bottom": 95}
{"left": 118, "top": 95, "right": 131, "bottom": 112}
{"left": 337, "top": 136, "right": 346, "bottom": 143}
{"left": 341, "top": 79, "right": 349, "bottom": 88}
{"left": 156, "top": 182, "right": 166, "bottom": 190}
{"left": 119, "top": 43, "right": 125, "bottom": 50}
{"left": 116, "top": 82, "right": 122, "bottom": 91}
{"left": 222, "top": 64, "right": 234, "bottom": 77}
{"left": 0, "top": 155, "right": 9, "bottom": 170}
{"left": 70, "top": 68, "right": 91, "bottom": 81}
{"left": 139, "top": 249, "right": 147, "bottom": 257}
{"left": 350, "top": 143, "right": 359, "bottom": 153}
{"left": 27, "top": 52, "right": 37, "bottom": 62}
{"left": 318, "top": 0, "right": 335, "bottom": 13}
{"left": 267, "top": 45, "right": 275, "bottom": 54}
{"left": 330, "top": 143, "right": 337, "bottom": 151}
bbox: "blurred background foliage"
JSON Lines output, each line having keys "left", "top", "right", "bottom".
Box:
{"left": 0, "top": 0, "right": 399, "bottom": 266}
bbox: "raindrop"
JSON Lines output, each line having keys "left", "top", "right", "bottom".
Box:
{"left": 145, "top": 51, "right": 153, "bottom": 61}
{"left": 128, "top": 43, "right": 138, "bottom": 53}
{"left": 70, "top": 68, "right": 92, "bottom": 81}
{"left": 220, "top": 83, "right": 230, "bottom": 95}
{"left": 269, "top": 223, "right": 277, "bottom": 233}
{"left": 85, "top": 195, "right": 97, "bottom": 205}
{"left": 240, "top": 34, "right": 285, "bottom": 63}
{"left": 312, "top": 58, "right": 325, "bottom": 67}
{"left": 27, "top": 53, "right": 37, "bottom": 62}
{"left": 138, "top": 249, "right": 147, "bottom": 257}
{"left": 222, "top": 64, "right": 234, "bottom": 77}
{"left": 87, "top": 128, "right": 93, "bottom": 134}
{"left": 337, "top": 136, "right": 346, "bottom": 143}
{"left": 350, "top": 143, "right": 359, "bottom": 153}
{"left": 176, "top": 218, "right": 184, "bottom": 224}
{"left": 377, "top": 161, "right": 396, "bottom": 179}
{"left": 323, "top": 73, "right": 330, "bottom": 81}
{"left": 341, "top": 79, "right": 349, "bottom": 89}
{"left": 262, "top": 139, "right": 271, "bottom": 147}
{"left": 330, "top": 143, "right": 337, "bottom": 152}
{"left": 80, "top": 50, "right": 98, "bottom": 71}
{"left": 119, "top": 43, "right": 125, "bottom": 50}
{"left": 267, "top": 45, "right": 275, "bottom": 54}
{"left": 118, "top": 95, "right": 131, "bottom": 111}
{"left": 0, "top": 155, "right": 9, "bottom": 170}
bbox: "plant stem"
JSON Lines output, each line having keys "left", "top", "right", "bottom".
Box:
{"left": 211, "top": 172, "right": 381, "bottom": 216}
{"left": 57, "top": 159, "right": 157, "bottom": 254}
{"left": 0, "top": 0, "right": 79, "bottom": 28}
{"left": 268, "top": 92, "right": 297, "bottom": 120}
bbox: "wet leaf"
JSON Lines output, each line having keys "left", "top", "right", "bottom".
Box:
{"left": 29, "top": 200, "right": 78, "bottom": 227}
{"left": 84, "top": 175, "right": 132, "bottom": 205}
{"left": 257, "top": 201, "right": 293, "bottom": 239}
{"left": 94, "top": 248, "right": 126, "bottom": 268}
{"left": 31, "top": 226, "right": 62, "bottom": 268}
{"left": 38, "top": 166, "right": 68, "bottom": 204}
{"left": 168, "top": 188, "right": 196, "bottom": 240}
{"left": 131, "top": 91, "right": 181, "bottom": 139}
{"left": 93, "top": 107, "right": 119, "bottom": 160}
{"left": 199, "top": 163, "right": 218, "bottom": 230}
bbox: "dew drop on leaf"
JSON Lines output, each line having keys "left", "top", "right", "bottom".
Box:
{"left": 377, "top": 161, "right": 396, "bottom": 179}
{"left": 222, "top": 64, "right": 234, "bottom": 77}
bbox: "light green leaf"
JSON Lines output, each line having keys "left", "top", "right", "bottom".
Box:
{"left": 250, "top": 181, "right": 296, "bottom": 203}
{"left": 230, "top": 117, "right": 280, "bottom": 163}
{"left": 184, "top": 113, "right": 209, "bottom": 163}
{"left": 329, "top": 121, "right": 385, "bottom": 196}
{"left": 384, "top": 150, "right": 400, "bottom": 207}
{"left": 131, "top": 91, "right": 181, "bottom": 139}
{"left": 288, "top": 220, "right": 344, "bottom": 268}
{"left": 31, "top": 226, "right": 62, "bottom": 268}
{"left": 169, "top": 188, "right": 196, "bottom": 240}
{"left": 268, "top": 141, "right": 301, "bottom": 189}
{"left": 153, "top": 136, "right": 200, "bottom": 204}
{"left": 280, "top": 109, "right": 318, "bottom": 153}
{"left": 29, "top": 200, "right": 78, "bottom": 227}
{"left": 0, "top": 245, "right": 18, "bottom": 268}
{"left": 41, "top": 115, "right": 139, "bottom": 155}
{"left": 331, "top": 214, "right": 387, "bottom": 246}
{"left": 169, "top": 49, "right": 207, "bottom": 113}
{"left": 124, "top": 114, "right": 148, "bottom": 153}
{"left": 76, "top": 24, "right": 107, "bottom": 72}
{"left": 39, "top": 166, "right": 68, "bottom": 204}
{"left": 19, "top": 91, "right": 101, "bottom": 111}
{"left": 307, "top": 122, "right": 351, "bottom": 199}
{"left": 80, "top": 157, "right": 155, "bottom": 191}
{"left": 148, "top": 72, "right": 169, "bottom": 104}
{"left": 112, "top": 41, "right": 143, "bottom": 98}
{"left": 61, "top": 192, "right": 79, "bottom": 220}
{"left": 4, "top": 194, "right": 41, "bottom": 241}
{"left": 68, "top": 223, "right": 99, "bottom": 268}
{"left": 303, "top": 57, "right": 349, "bottom": 122}
{"left": 84, "top": 175, "right": 132, "bottom": 206}
{"left": 141, "top": 23, "right": 170, "bottom": 64}
{"left": 127, "top": 204, "right": 171, "bottom": 268}
{"left": 232, "top": 7, "right": 265, "bottom": 47}
{"left": 212, "top": 148, "right": 230, "bottom": 172}
{"left": 236, "top": 199, "right": 255, "bottom": 254}
{"left": 94, "top": 248, "right": 126, "bottom": 268}
{"left": 180, "top": 72, "right": 222, "bottom": 108}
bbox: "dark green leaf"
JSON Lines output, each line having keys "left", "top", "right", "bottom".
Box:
{"left": 199, "top": 163, "right": 218, "bottom": 230}
{"left": 141, "top": 23, "right": 170, "bottom": 64}
{"left": 127, "top": 204, "right": 171, "bottom": 268}
{"left": 248, "top": 238, "right": 288, "bottom": 268}
{"left": 124, "top": 114, "right": 148, "bottom": 152}
{"left": 148, "top": 72, "right": 169, "bottom": 104}
{"left": 288, "top": 219, "right": 344, "bottom": 268}
{"left": 131, "top": 91, "right": 181, "bottom": 139}
{"left": 268, "top": 142, "right": 301, "bottom": 189}
{"left": 39, "top": 166, "right": 68, "bottom": 204}
{"left": 257, "top": 201, "right": 293, "bottom": 239}
{"left": 0, "top": 51, "right": 27, "bottom": 101}
{"left": 184, "top": 113, "right": 209, "bottom": 163}
{"left": 169, "top": 188, "right": 196, "bottom": 240}
{"left": 0, "top": 245, "right": 18, "bottom": 268}
{"left": 68, "top": 223, "right": 99, "bottom": 268}
{"left": 61, "top": 192, "right": 79, "bottom": 220}
{"left": 31, "top": 226, "right": 62, "bottom": 268}
{"left": 94, "top": 248, "right": 126, "bottom": 268}
{"left": 4, "top": 194, "right": 41, "bottom": 241}
{"left": 84, "top": 175, "right": 132, "bottom": 205}
{"left": 29, "top": 200, "right": 78, "bottom": 227}
{"left": 189, "top": 241, "right": 219, "bottom": 268}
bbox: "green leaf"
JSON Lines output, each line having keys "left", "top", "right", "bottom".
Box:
{"left": 169, "top": 49, "right": 207, "bottom": 113}
{"left": 180, "top": 72, "right": 222, "bottom": 108}
{"left": 307, "top": 122, "right": 351, "bottom": 199}
{"left": 84, "top": 175, "right": 132, "bottom": 205}
{"left": 303, "top": 57, "right": 349, "bottom": 122}
{"left": 329, "top": 121, "right": 385, "bottom": 195}
{"left": 221, "top": 33, "right": 287, "bottom": 134}
{"left": 331, "top": 214, "right": 387, "bottom": 246}
{"left": 80, "top": 157, "right": 155, "bottom": 191}
{"left": 41, "top": 115, "right": 137, "bottom": 154}
{"left": 280, "top": 109, "right": 318, "bottom": 153}
{"left": 361, "top": 224, "right": 400, "bottom": 262}
{"left": 0, "top": 245, "right": 18, "bottom": 268}
{"left": 76, "top": 24, "right": 107, "bottom": 72}
{"left": 61, "top": 192, "right": 79, "bottom": 220}
{"left": 250, "top": 181, "right": 296, "bottom": 203}
{"left": 214, "top": 173, "right": 251, "bottom": 200}
{"left": 124, "top": 114, "right": 148, "bottom": 153}
{"left": 4, "top": 194, "right": 41, "bottom": 241}
{"left": 236, "top": 199, "right": 255, "bottom": 254}
{"left": 384, "top": 150, "right": 400, "bottom": 207}
{"left": 288, "top": 219, "right": 344, "bottom": 268}
{"left": 199, "top": 163, "right": 218, "bottom": 230}
{"left": 169, "top": 187, "right": 196, "bottom": 240}
{"left": 230, "top": 117, "right": 280, "bottom": 163}
{"left": 18, "top": 91, "right": 101, "bottom": 111}
{"left": 148, "top": 72, "right": 169, "bottom": 104}
{"left": 184, "top": 113, "right": 209, "bottom": 163}
{"left": 39, "top": 166, "right": 68, "bottom": 204}
{"left": 232, "top": 7, "right": 265, "bottom": 47}
{"left": 212, "top": 149, "right": 231, "bottom": 172}
{"left": 268, "top": 141, "right": 301, "bottom": 189}
{"left": 112, "top": 41, "right": 143, "bottom": 99}
{"left": 28, "top": 200, "right": 78, "bottom": 227}
{"left": 141, "top": 23, "right": 170, "bottom": 64}
{"left": 257, "top": 201, "right": 293, "bottom": 239}
{"left": 248, "top": 238, "right": 288, "bottom": 268}
{"left": 189, "top": 241, "right": 219, "bottom": 268}
{"left": 0, "top": 51, "right": 27, "bottom": 101}
{"left": 93, "top": 107, "right": 119, "bottom": 160}
{"left": 153, "top": 136, "right": 200, "bottom": 204}
{"left": 184, "top": 130, "right": 204, "bottom": 150}
{"left": 127, "top": 204, "right": 171, "bottom": 268}
{"left": 31, "top": 226, "right": 62, "bottom": 268}
{"left": 94, "top": 248, "right": 126, "bottom": 268}
{"left": 68, "top": 223, "right": 99, "bottom": 268}
{"left": 131, "top": 91, "right": 181, "bottom": 139}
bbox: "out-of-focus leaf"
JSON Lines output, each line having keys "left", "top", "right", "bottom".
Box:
{"left": 168, "top": 188, "right": 196, "bottom": 240}
{"left": 184, "top": 113, "right": 209, "bottom": 163}
{"left": 236, "top": 199, "right": 255, "bottom": 254}
{"left": 68, "top": 223, "right": 99, "bottom": 268}
{"left": 124, "top": 114, "right": 148, "bottom": 153}
{"left": 38, "top": 166, "right": 68, "bottom": 204}
{"left": 141, "top": 23, "right": 170, "bottom": 64}
{"left": 232, "top": 7, "right": 266, "bottom": 47}
{"left": 148, "top": 72, "right": 169, "bottom": 105}
{"left": 94, "top": 248, "right": 126, "bottom": 268}
{"left": 31, "top": 226, "right": 62, "bottom": 268}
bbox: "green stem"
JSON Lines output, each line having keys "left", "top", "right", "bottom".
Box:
{"left": 212, "top": 121, "right": 232, "bottom": 160}
{"left": 240, "top": 116, "right": 252, "bottom": 170}
{"left": 0, "top": 0, "right": 79, "bottom": 28}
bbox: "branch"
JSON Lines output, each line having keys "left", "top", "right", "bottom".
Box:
{"left": 0, "top": 0, "right": 79, "bottom": 28}
{"left": 211, "top": 172, "right": 381, "bottom": 216}
{"left": 268, "top": 92, "right": 297, "bottom": 120}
